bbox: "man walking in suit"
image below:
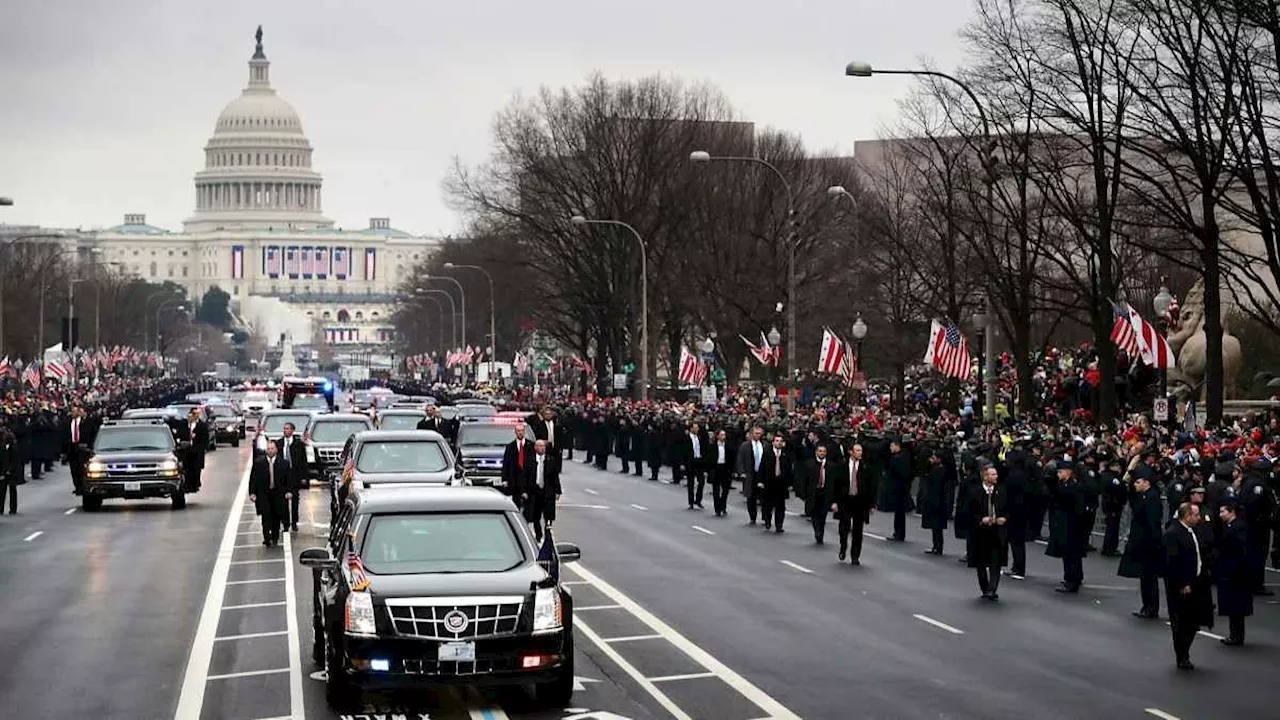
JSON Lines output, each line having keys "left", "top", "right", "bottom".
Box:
{"left": 64, "top": 406, "right": 97, "bottom": 496}
{"left": 682, "top": 423, "right": 709, "bottom": 510}
{"left": 528, "top": 406, "right": 565, "bottom": 458}
{"left": 178, "top": 409, "right": 209, "bottom": 492}
{"left": 524, "top": 439, "right": 561, "bottom": 541}
{"left": 804, "top": 444, "right": 835, "bottom": 544}
{"left": 1163, "top": 502, "right": 1214, "bottom": 669}
{"left": 1119, "top": 468, "right": 1164, "bottom": 618}
{"left": 278, "top": 422, "right": 308, "bottom": 532}
{"left": 415, "top": 405, "right": 445, "bottom": 433}
{"left": 834, "top": 442, "right": 876, "bottom": 565}
{"left": 710, "top": 429, "right": 734, "bottom": 517}
{"left": 501, "top": 424, "right": 536, "bottom": 499}
{"left": 736, "top": 426, "right": 765, "bottom": 525}
{"left": 759, "top": 435, "right": 791, "bottom": 532}
{"left": 966, "top": 464, "right": 1009, "bottom": 600}
{"left": 249, "top": 440, "right": 291, "bottom": 547}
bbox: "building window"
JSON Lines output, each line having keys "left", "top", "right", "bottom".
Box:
{"left": 167, "top": 265, "right": 174, "bottom": 278}
{"left": 183, "top": 250, "right": 188, "bottom": 257}
{"left": 182, "top": 267, "right": 188, "bottom": 278}
{"left": 337, "top": 309, "right": 350, "bottom": 322}
{"left": 149, "top": 261, "right": 157, "bottom": 277}
{"left": 355, "top": 311, "right": 364, "bottom": 321}
{"left": 371, "top": 311, "right": 379, "bottom": 318}
{"left": 233, "top": 285, "right": 239, "bottom": 296}
{"left": 322, "top": 311, "right": 331, "bottom": 319}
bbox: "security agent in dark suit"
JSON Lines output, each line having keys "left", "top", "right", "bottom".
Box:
{"left": 176, "top": 409, "right": 209, "bottom": 492}
{"left": 249, "top": 441, "right": 291, "bottom": 547}
{"left": 1163, "top": 502, "right": 1215, "bottom": 670}
{"left": 1119, "top": 468, "right": 1164, "bottom": 618}
{"left": 1215, "top": 501, "right": 1252, "bottom": 646}
{"left": 415, "top": 406, "right": 445, "bottom": 433}
{"left": 736, "top": 426, "right": 766, "bottom": 524}
{"left": 680, "top": 423, "right": 710, "bottom": 510}
{"left": 709, "top": 429, "right": 735, "bottom": 517}
{"left": 277, "top": 422, "right": 308, "bottom": 532}
{"left": 833, "top": 441, "right": 876, "bottom": 565}
{"left": 758, "top": 435, "right": 792, "bottom": 532}
{"left": 803, "top": 445, "right": 836, "bottom": 544}
{"left": 64, "top": 406, "right": 99, "bottom": 496}
{"left": 500, "top": 424, "right": 536, "bottom": 498}
{"left": 527, "top": 406, "right": 566, "bottom": 458}
{"left": 520, "top": 440, "right": 562, "bottom": 542}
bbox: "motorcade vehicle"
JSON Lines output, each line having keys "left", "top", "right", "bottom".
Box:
{"left": 83, "top": 419, "right": 190, "bottom": 511}
{"left": 374, "top": 409, "right": 428, "bottom": 432}
{"left": 204, "top": 401, "right": 246, "bottom": 446}
{"left": 255, "top": 409, "right": 318, "bottom": 455}
{"left": 166, "top": 403, "right": 218, "bottom": 451}
{"left": 330, "top": 430, "right": 460, "bottom": 512}
{"left": 240, "top": 390, "right": 273, "bottom": 417}
{"left": 299, "top": 486, "right": 580, "bottom": 711}
{"left": 455, "top": 404, "right": 498, "bottom": 423}
{"left": 454, "top": 419, "right": 534, "bottom": 487}
{"left": 281, "top": 376, "right": 337, "bottom": 411}
{"left": 292, "top": 393, "right": 333, "bottom": 414}
{"left": 304, "top": 413, "right": 374, "bottom": 481}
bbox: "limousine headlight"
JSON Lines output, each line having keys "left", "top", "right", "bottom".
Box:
{"left": 532, "top": 587, "right": 562, "bottom": 633}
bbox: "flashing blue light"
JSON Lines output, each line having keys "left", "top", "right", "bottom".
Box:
{"left": 370, "top": 658, "right": 390, "bottom": 672}
{"left": 323, "top": 380, "right": 333, "bottom": 391}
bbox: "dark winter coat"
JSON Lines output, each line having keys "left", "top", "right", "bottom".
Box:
{"left": 1214, "top": 519, "right": 1254, "bottom": 618}
{"left": 1119, "top": 487, "right": 1163, "bottom": 579}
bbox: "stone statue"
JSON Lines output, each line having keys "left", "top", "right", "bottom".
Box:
{"left": 1165, "top": 278, "right": 1243, "bottom": 401}
{"left": 253, "top": 25, "right": 265, "bottom": 59}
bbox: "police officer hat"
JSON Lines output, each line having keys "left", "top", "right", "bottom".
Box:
{"left": 1055, "top": 459, "right": 1075, "bottom": 471}
{"left": 1132, "top": 465, "right": 1154, "bottom": 480}
{"left": 1188, "top": 484, "right": 1206, "bottom": 494}
{"left": 1254, "top": 456, "right": 1273, "bottom": 471}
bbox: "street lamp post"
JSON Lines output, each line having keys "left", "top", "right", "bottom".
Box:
{"left": 851, "top": 314, "right": 868, "bottom": 403}
{"left": 417, "top": 293, "right": 447, "bottom": 350}
{"left": 1153, "top": 277, "right": 1173, "bottom": 406}
{"left": 0, "top": 233, "right": 69, "bottom": 358}
{"left": 425, "top": 276, "right": 466, "bottom": 348}
{"left": 700, "top": 336, "right": 715, "bottom": 385}
{"left": 690, "top": 150, "right": 799, "bottom": 408}
{"left": 415, "top": 288, "right": 457, "bottom": 348}
{"left": 972, "top": 304, "right": 989, "bottom": 420}
{"left": 444, "top": 262, "right": 497, "bottom": 384}
{"left": 847, "top": 61, "right": 999, "bottom": 419}
{"left": 767, "top": 325, "right": 782, "bottom": 398}
{"left": 570, "top": 215, "right": 649, "bottom": 401}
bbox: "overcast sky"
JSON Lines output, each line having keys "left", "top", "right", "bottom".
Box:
{"left": 0, "top": 0, "right": 975, "bottom": 237}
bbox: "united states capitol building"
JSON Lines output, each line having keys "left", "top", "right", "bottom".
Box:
{"left": 9, "top": 29, "right": 439, "bottom": 350}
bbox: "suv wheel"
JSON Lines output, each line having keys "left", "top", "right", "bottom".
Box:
{"left": 171, "top": 489, "right": 187, "bottom": 510}
{"left": 231, "top": 435, "right": 241, "bottom": 448}
{"left": 325, "top": 634, "right": 359, "bottom": 711}
{"left": 81, "top": 495, "right": 103, "bottom": 511}
{"left": 534, "top": 631, "right": 575, "bottom": 708}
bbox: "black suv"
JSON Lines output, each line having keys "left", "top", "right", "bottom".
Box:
{"left": 454, "top": 420, "right": 533, "bottom": 487}
{"left": 299, "top": 486, "right": 580, "bottom": 711}
{"left": 83, "top": 419, "right": 190, "bottom": 511}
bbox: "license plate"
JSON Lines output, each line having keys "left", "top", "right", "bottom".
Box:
{"left": 437, "top": 641, "right": 475, "bottom": 662}
{"left": 124, "top": 482, "right": 141, "bottom": 492}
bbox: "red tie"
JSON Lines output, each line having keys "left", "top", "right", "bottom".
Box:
{"left": 518, "top": 443, "right": 525, "bottom": 469}
{"left": 73, "top": 420, "right": 79, "bottom": 444}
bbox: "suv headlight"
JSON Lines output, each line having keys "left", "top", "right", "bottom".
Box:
{"left": 532, "top": 587, "right": 562, "bottom": 633}
{"left": 345, "top": 592, "right": 377, "bottom": 636}
{"left": 159, "top": 459, "right": 181, "bottom": 477}
{"left": 87, "top": 461, "right": 107, "bottom": 477}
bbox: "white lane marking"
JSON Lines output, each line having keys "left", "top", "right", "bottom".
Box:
{"left": 863, "top": 531, "right": 887, "bottom": 541}
{"left": 226, "top": 577, "right": 286, "bottom": 585}
{"left": 1145, "top": 709, "right": 1181, "bottom": 720}
{"left": 222, "top": 601, "right": 287, "bottom": 611}
{"left": 282, "top": 528, "right": 304, "bottom": 719}
{"left": 174, "top": 458, "right": 260, "bottom": 719}
{"left": 691, "top": 525, "right": 715, "bottom": 536}
{"left": 230, "top": 558, "right": 287, "bottom": 565}
{"left": 784, "top": 511, "right": 801, "bottom": 517}
{"left": 602, "top": 634, "right": 664, "bottom": 643}
{"left": 560, "top": 503, "right": 610, "bottom": 510}
{"left": 913, "top": 614, "right": 964, "bottom": 635}
{"left": 630, "top": 504, "right": 648, "bottom": 511}
{"left": 780, "top": 560, "right": 814, "bottom": 574}
{"left": 22, "top": 531, "right": 42, "bottom": 542}
{"left": 583, "top": 488, "right": 599, "bottom": 495}
{"left": 561, "top": 580, "right": 591, "bottom": 586}
{"left": 1034, "top": 539, "right": 1049, "bottom": 546}
{"left": 215, "top": 630, "right": 288, "bottom": 642}
{"left": 576, "top": 604, "right": 623, "bottom": 611}
{"left": 64, "top": 508, "right": 76, "bottom": 515}
{"left": 1082, "top": 584, "right": 1129, "bottom": 591}
{"left": 568, "top": 562, "right": 801, "bottom": 719}
{"left": 649, "top": 672, "right": 717, "bottom": 683}
{"left": 1267, "top": 566, "right": 1279, "bottom": 573}
{"left": 206, "top": 667, "right": 290, "bottom": 681}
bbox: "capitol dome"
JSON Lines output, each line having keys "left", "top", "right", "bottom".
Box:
{"left": 184, "top": 27, "right": 332, "bottom": 232}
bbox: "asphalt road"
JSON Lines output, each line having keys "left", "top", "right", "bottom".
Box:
{"left": 3, "top": 430, "right": 1275, "bottom": 720}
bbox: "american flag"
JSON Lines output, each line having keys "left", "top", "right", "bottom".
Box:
{"left": 22, "top": 362, "right": 41, "bottom": 388}
{"left": 678, "top": 345, "right": 707, "bottom": 385}
{"left": 332, "top": 247, "right": 349, "bottom": 279}
{"left": 741, "top": 334, "right": 773, "bottom": 366}
{"left": 818, "top": 328, "right": 846, "bottom": 375}
{"left": 265, "top": 247, "right": 281, "bottom": 277}
{"left": 839, "top": 339, "right": 858, "bottom": 387}
{"left": 923, "top": 320, "right": 971, "bottom": 379}
{"left": 0, "top": 356, "right": 12, "bottom": 379}
{"left": 285, "top": 247, "right": 299, "bottom": 278}
{"left": 301, "top": 247, "right": 313, "bottom": 277}
{"left": 1110, "top": 304, "right": 1140, "bottom": 358}
{"left": 536, "top": 528, "right": 560, "bottom": 582}
{"left": 314, "top": 247, "right": 328, "bottom": 278}
{"left": 1126, "top": 303, "right": 1174, "bottom": 369}
{"left": 347, "top": 549, "right": 370, "bottom": 591}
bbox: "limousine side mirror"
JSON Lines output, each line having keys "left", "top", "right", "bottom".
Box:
{"left": 555, "top": 542, "right": 582, "bottom": 564}
{"left": 298, "top": 547, "right": 338, "bottom": 569}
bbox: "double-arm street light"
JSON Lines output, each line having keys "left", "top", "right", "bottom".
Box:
{"left": 444, "top": 262, "right": 497, "bottom": 383}
{"left": 413, "top": 292, "right": 448, "bottom": 351}
{"left": 846, "top": 60, "right": 998, "bottom": 418}
{"left": 689, "top": 150, "right": 799, "bottom": 406}
{"left": 424, "top": 275, "right": 467, "bottom": 350}
{"left": 414, "top": 287, "right": 458, "bottom": 349}
{"left": 570, "top": 215, "right": 650, "bottom": 401}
